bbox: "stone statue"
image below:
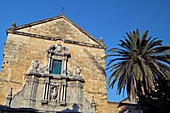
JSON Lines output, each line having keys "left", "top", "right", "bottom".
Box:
{"left": 32, "top": 60, "right": 39, "bottom": 70}
{"left": 27, "top": 60, "right": 39, "bottom": 75}
{"left": 75, "top": 66, "right": 81, "bottom": 76}
{"left": 51, "top": 87, "right": 58, "bottom": 100}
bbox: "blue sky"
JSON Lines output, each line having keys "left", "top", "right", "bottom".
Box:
{"left": 0, "top": 0, "right": 170, "bottom": 102}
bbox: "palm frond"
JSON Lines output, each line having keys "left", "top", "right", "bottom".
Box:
{"left": 105, "top": 28, "right": 170, "bottom": 101}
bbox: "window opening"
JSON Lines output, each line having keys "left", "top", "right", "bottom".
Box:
{"left": 52, "top": 60, "right": 62, "bottom": 74}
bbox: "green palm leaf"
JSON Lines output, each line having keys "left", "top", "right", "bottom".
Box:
{"left": 104, "top": 28, "right": 170, "bottom": 100}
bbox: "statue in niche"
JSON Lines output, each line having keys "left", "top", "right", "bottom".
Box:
{"left": 75, "top": 66, "right": 81, "bottom": 76}
{"left": 51, "top": 87, "right": 58, "bottom": 100}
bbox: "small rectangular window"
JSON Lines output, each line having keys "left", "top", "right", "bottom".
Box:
{"left": 52, "top": 60, "right": 62, "bottom": 74}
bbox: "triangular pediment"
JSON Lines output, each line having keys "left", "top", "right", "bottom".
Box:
{"left": 7, "top": 14, "right": 106, "bottom": 49}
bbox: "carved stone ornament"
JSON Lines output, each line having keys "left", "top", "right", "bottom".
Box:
{"left": 48, "top": 43, "right": 70, "bottom": 56}
{"left": 39, "top": 65, "right": 50, "bottom": 75}
{"left": 32, "top": 60, "right": 39, "bottom": 70}
{"left": 91, "top": 96, "right": 96, "bottom": 113}
{"left": 51, "top": 87, "right": 58, "bottom": 100}
{"left": 27, "top": 60, "right": 40, "bottom": 75}
{"left": 75, "top": 66, "right": 81, "bottom": 76}
{"left": 56, "top": 42, "right": 62, "bottom": 52}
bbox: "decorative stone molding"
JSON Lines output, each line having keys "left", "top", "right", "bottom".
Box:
{"left": 11, "top": 21, "right": 16, "bottom": 28}
{"left": 46, "top": 43, "right": 70, "bottom": 77}
{"left": 91, "top": 96, "right": 96, "bottom": 113}
{"left": 75, "top": 66, "right": 81, "bottom": 76}
{"left": 5, "top": 64, "right": 94, "bottom": 112}
{"left": 6, "top": 88, "right": 13, "bottom": 107}
{"left": 4, "top": 41, "right": 95, "bottom": 112}
{"left": 50, "top": 86, "right": 59, "bottom": 100}
{"left": 7, "top": 30, "right": 106, "bottom": 49}
{"left": 48, "top": 43, "right": 70, "bottom": 56}
{"left": 32, "top": 61, "right": 39, "bottom": 69}
{"left": 67, "top": 83, "right": 83, "bottom": 89}
{"left": 39, "top": 65, "right": 50, "bottom": 75}
{"left": 67, "top": 69, "right": 73, "bottom": 76}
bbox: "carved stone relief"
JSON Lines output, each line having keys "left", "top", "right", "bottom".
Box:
{"left": 32, "top": 60, "right": 39, "bottom": 70}
{"left": 4, "top": 43, "right": 96, "bottom": 113}
{"left": 51, "top": 87, "right": 58, "bottom": 100}
{"left": 75, "top": 66, "right": 81, "bottom": 76}
{"left": 28, "top": 60, "right": 39, "bottom": 75}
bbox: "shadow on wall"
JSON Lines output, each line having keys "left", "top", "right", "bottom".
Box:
{"left": 84, "top": 49, "right": 106, "bottom": 75}
{"left": 59, "top": 104, "right": 80, "bottom": 113}
{"left": 0, "top": 105, "right": 38, "bottom": 113}
{"left": 0, "top": 104, "right": 81, "bottom": 113}
{"left": 118, "top": 103, "right": 142, "bottom": 113}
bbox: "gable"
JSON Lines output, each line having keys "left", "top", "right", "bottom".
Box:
{"left": 7, "top": 15, "right": 106, "bottom": 49}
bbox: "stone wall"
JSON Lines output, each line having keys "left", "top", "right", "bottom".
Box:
{"left": 0, "top": 31, "right": 107, "bottom": 112}
{"left": 18, "top": 18, "right": 98, "bottom": 45}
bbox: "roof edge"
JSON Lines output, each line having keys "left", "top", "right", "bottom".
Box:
{"left": 61, "top": 16, "right": 107, "bottom": 48}
{"left": 7, "top": 15, "right": 63, "bottom": 31}
{"left": 6, "top": 14, "right": 107, "bottom": 49}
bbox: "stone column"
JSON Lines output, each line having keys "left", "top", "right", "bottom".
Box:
{"left": 29, "top": 75, "right": 38, "bottom": 108}
{"left": 45, "top": 78, "right": 50, "bottom": 100}
{"left": 48, "top": 85, "right": 52, "bottom": 101}
{"left": 63, "top": 57, "right": 67, "bottom": 76}
{"left": 60, "top": 81, "right": 66, "bottom": 105}
{"left": 56, "top": 85, "right": 60, "bottom": 102}
{"left": 63, "top": 84, "right": 66, "bottom": 102}
{"left": 48, "top": 53, "right": 52, "bottom": 73}
{"left": 42, "top": 78, "right": 50, "bottom": 104}
{"left": 60, "top": 84, "right": 63, "bottom": 102}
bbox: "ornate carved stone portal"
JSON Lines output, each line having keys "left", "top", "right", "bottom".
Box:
{"left": 5, "top": 43, "right": 96, "bottom": 113}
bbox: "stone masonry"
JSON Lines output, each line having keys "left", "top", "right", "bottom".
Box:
{"left": 0, "top": 13, "right": 107, "bottom": 113}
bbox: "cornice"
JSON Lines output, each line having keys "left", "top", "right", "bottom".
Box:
{"left": 7, "top": 30, "right": 106, "bottom": 49}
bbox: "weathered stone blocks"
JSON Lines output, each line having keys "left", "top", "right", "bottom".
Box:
{"left": 0, "top": 15, "right": 107, "bottom": 112}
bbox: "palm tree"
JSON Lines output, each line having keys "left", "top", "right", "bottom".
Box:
{"left": 104, "top": 28, "right": 170, "bottom": 100}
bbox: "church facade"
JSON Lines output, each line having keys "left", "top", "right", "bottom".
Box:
{"left": 0, "top": 13, "right": 108, "bottom": 112}
{"left": 0, "top": 13, "right": 142, "bottom": 113}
